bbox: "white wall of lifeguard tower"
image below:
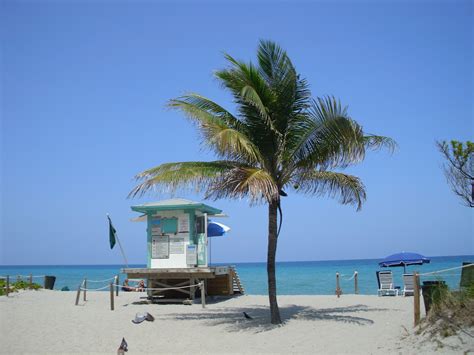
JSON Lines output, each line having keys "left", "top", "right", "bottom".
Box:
{"left": 147, "top": 210, "right": 208, "bottom": 269}
{"left": 131, "top": 199, "right": 220, "bottom": 269}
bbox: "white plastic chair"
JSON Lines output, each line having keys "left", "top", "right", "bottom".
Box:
{"left": 377, "top": 271, "right": 398, "bottom": 296}
{"left": 402, "top": 273, "right": 415, "bottom": 296}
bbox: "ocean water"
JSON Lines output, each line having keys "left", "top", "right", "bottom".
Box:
{"left": 0, "top": 255, "right": 472, "bottom": 295}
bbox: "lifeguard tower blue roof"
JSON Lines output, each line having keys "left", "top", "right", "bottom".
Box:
{"left": 131, "top": 198, "right": 222, "bottom": 215}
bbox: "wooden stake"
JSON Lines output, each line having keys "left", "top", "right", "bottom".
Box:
{"left": 190, "top": 278, "right": 195, "bottom": 300}
{"left": 413, "top": 273, "right": 420, "bottom": 327}
{"left": 354, "top": 271, "right": 359, "bottom": 294}
{"left": 75, "top": 284, "right": 81, "bottom": 306}
{"left": 200, "top": 282, "right": 206, "bottom": 308}
{"left": 110, "top": 283, "right": 114, "bottom": 311}
{"left": 6, "top": 275, "right": 9, "bottom": 297}
{"left": 29, "top": 274, "right": 33, "bottom": 289}
{"left": 83, "top": 278, "right": 87, "bottom": 301}
{"left": 115, "top": 275, "right": 119, "bottom": 296}
{"left": 335, "top": 273, "right": 341, "bottom": 298}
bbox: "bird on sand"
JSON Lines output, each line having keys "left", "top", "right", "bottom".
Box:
{"left": 117, "top": 337, "right": 128, "bottom": 354}
{"left": 243, "top": 312, "right": 253, "bottom": 320}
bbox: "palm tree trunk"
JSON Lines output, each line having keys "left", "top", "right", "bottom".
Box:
{"left": 267, "top": 200, "right": 282, "bottom": 324}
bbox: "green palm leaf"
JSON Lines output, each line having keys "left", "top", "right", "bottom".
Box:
{"left": 129, "top": 161, "right": 238, "bottom": 198}
{"left": 293, "top": 171, "right": 366, "bottom": 211}
{"left": 169, "top": 95, "right": 263, "bottom": 164}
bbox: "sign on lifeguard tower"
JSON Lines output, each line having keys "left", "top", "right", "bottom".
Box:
{"left": 131, "top": 199, "right": 222, "bottom": 269}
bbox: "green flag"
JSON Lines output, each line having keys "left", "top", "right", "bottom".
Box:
{"left": 108, "top": 215, "right": 116, "bottom": 249}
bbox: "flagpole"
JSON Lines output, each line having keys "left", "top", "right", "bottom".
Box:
{"left": 107, "top": 214, "right": 129, "bottom": 268}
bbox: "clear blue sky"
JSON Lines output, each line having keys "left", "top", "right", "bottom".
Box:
{"left": 1, "top": 0, "right": 472, "bottom": 265}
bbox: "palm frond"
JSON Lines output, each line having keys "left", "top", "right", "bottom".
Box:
{"left": 168, "top": 93, "right": 244, "bottom": 130}
{"left": 292, "top": 171, "right": 366, "bottom": 210}
{"left": 257, "top": 40, "right": 312, "bottom": 130}
{"left": 364, "top": 135, "right": 398, "bottom": 153}
{"left": 129, "top": 161, "right": 278, "bottom": 205}
{"left": 215, "top": 54, "right": 280, "bottom": 136}
{"left": 210, "top": 166, "right": 279, "bottom": 204}
{"left": 287, "top": 97, "right": 374, "bottom": 170}
{"left": 169, "top": 95, "right": 263, "bottom": 164}
{"left": 128, "top": 161, "right": 238, "bottom": 198}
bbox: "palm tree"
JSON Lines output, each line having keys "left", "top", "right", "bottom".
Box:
{"left": 129, "top": 40, "right": 395, "bottom": 324}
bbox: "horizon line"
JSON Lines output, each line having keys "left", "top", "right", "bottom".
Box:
{"left": 1, "top": 254, "right": 473, "bottom": 267}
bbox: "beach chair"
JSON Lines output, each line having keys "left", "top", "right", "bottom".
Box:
{"left": 402, "top": 273, "right": 414, "bottom": 296}
{"left": 377, "top": 271, "right": 398, "bottom": 296}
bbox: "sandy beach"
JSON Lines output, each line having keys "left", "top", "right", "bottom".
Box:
{"left": 1, "top": 290, "right": 472, "bottom": 354}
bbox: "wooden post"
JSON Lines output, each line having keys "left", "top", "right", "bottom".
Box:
{"left": 354, "top": 272, "right": 359, "bottom": 294}
{"left": 83, "top": 278, "right": 87, "bottom": 301}
{"left": 413, "top": 273, "right": 420, "bottom": 327}
{"left": 75, "top": 284, "right": 81, "bottom": 306}
{"left": 190, "top": 277, "right": 195, "bottom": 300}
{"left": 115, "top": 275, "right": 119, "bottom": 296}
{"left": 335, "top": 273, "right": 341, "bottom": 298}
{"left": 200, "top": 282, "right": 206, "bottom": 308}
{"left": 29, "top": 274, "right": 33, "bottom": 289}
{"left": 6, "top": 275, "right": 9, "bottom": 297}
{"left": 110, "top": 283, "right": 114, "bottom": 311}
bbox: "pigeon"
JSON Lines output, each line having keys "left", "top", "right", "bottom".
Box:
{"left": 117, "top": 337, "right": 128, "bottom": 354}
{"left": 145, "top": 312, "right": 155, "bottom": 322}
{"left": 243, "top": 312, "right": 253, "bottom": 320}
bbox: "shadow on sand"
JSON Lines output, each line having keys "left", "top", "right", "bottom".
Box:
{"left": 163, "top": 304, "right": 388, "bottom": 333}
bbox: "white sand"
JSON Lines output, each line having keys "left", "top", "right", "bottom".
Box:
{"left": 1, "top": 290, "right": 472, "bottom": 354}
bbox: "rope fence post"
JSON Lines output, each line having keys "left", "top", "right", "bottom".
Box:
{"left": 110, "top": 283, "right": 114, "bottom": 311}
{"left": 115, "top": 275, "right": 119, "bottom": 297}
{"left": 200, "top": 281, "right": 206, "bottom": 308}
{"left": 75, "top": 284, "right": 81, "bottom": 306}
{"left": 29, "top": 274, "right": 33, "bottom": 289}
{"left": 413, "top": 273, "right": 420, "bottom": 327}
{"left": 6, "top": 275, "right": 9, "bottom": 297}
{"left": 83, "top": 278, "right": 87, "bottom": 301}
{"left": 335, "top": 273, "right": 341, "bottom": 298}
{"left": 354, "top": 271, "right": 359, "bottom": 294}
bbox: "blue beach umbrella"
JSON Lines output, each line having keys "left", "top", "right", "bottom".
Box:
{"left": 379, "top": 252, "right": 430, "bottom": 273}
{"left": 207, "top": 221, "right": 231, "bottom": 237}
{"left": 207, "top": 220, "right": 231, "bottom": 266}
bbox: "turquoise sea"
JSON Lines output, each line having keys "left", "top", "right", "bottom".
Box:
{"left": 1, "top": 255, "right": 472, "bottom": 295}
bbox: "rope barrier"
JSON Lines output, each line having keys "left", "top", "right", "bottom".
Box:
{"left": 79, "top": 282, "right": 202, "bottom": 292}
{"left": 341, "top": 272, "right": 357, "bottom": 281}
{"left": 419, "top": 264, "right": 473, "bottom": 276}
{"left": 140, "top": 283, "right": 202, "bottom": 292}
{"left": 80, "top": 284, "right": 111, "bottom": 291}
{"left": 87, "top": 277, "right": 116, "bottom": 283}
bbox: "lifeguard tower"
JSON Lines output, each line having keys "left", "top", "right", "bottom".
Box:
{"left": 122, "top": 199, "right": 244, "bottom": 301}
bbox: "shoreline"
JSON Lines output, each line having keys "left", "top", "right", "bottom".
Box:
{"left": 1, "top": 290, "right": 472, "bottom": 353}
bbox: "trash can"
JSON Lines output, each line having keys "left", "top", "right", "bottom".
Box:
{"left": 421, "top": 281, "right": 447, "bottom": 314}
{"left": 44, "top": 276, "right": 56, "bottom": 290}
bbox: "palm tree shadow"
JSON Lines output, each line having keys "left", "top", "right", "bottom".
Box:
{"left": 164, "top": 304, "right": 387, "bottom": 333}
